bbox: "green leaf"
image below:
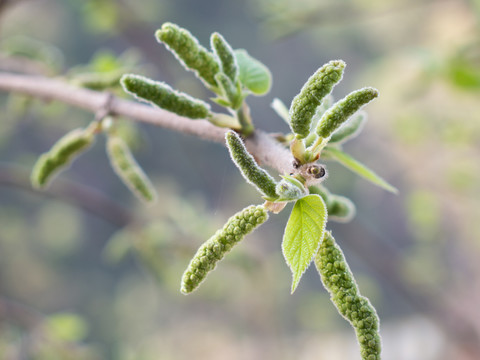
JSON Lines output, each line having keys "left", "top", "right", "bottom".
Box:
{"left": 234, "top": 49, "right": 272, "bottom": 95}
{"left": 282, "top": 194, "right": 327, "bottom": 293}
{"left": 323, "top": 146, "right": 398, "bottom": 194}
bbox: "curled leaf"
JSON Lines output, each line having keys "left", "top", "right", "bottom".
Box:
{"left": 275, "top": 175, "right": 307, "bottom": 201}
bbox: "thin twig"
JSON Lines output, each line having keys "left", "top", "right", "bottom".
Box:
{"left": 0, "top": 72, "right": 294, "bottom": 174}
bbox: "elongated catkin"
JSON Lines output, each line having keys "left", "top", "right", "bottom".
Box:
{"left": 31, "top": 127, "right": 95, "bottom": 188}
{"left": 289, "top": 60, "right": 345, "bottom": 139}
{"left": 181, "top": 205, "right": 268, "bottom": 294}
{"left": 315, "top": 232, "right": 381, "bottom": 360}
{"left": 156, "top": 22, "right": 220, "bottom": 89}
{"left": 121, "top": 74, "right": 211, "bottom": 119}
{"left": 316, "top": 87, "right": 378, "bottom": 139}
{"left": 106, "top": 135, "right": 156, "bottom": 203}
{"left": 211, "top": 32, "right": 238, "bottom": 83}
{"left": 225, "top": 131, "right": 278, "bottom": 200}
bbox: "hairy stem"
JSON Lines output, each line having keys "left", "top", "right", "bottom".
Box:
{"left": 236, "top": 102, "right": 255, "bottom": 136}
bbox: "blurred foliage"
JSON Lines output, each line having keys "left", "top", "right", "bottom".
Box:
{"left": 0, "top": 35, "right": 64, "bottom": 73}
{"left": 76, "top": 0, "right": 168, "bottom": 35}
{"left": 1, "top": 0, "right": 480, "bottom": 359}
{"left": 66, "top": 49, "right": 143, "bottom": 92}
{"left": 444, "top": 41, "right": 480, "bottom": 90}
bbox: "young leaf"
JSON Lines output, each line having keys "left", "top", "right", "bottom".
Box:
{"left": 234, "top": 49, "right": 272, "bottom": 95}
{"left": 282, "top": 194, "right": 327, "bottom": 293}
{"left": 275, "top": 175, "right": 307, "bottom": 201}
{"left": 323, "top": 146, "right": 398, "bottom": 194}
{"left": 315, "top": 232, "right": 382, "bottom": 360}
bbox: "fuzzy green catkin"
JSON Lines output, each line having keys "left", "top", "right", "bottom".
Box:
{"left": 315, "top": 232, "right": 381, "bottom": 360}
{"left": 316, "top": 87, "right": 378, "bottom": 139}
{"left": 31, "top": 128, "right": 95, "bottom": 188}
{"left": 211, "top": 32, "right": 238, "bottom": 83}
{"left": 106, "top": 136, "right": 156, "bottom": 203}
{"left": 329, "top": 111, "right": 367, "bottom": 144}
{"left": 225, "top": 131, "right": 278, "bottom": 200}
{"left": 155, "top": 23, "right": 220, "bottom": 88}
{"left": 289, "top": 60, "right": 345, "bottom": 139}
{"left": 181, "top": 205, "right": 269, "bottom": 294}
{"left": 121, "top": 74, "right": 211, "bottom": 119}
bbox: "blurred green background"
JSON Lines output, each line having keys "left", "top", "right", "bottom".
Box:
{"left": 0, "top": 0, "right": 479, "bottom": 359}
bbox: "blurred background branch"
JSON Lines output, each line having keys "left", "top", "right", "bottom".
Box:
{"left": 0, "top": 163, "right": 134, "bottom": 227}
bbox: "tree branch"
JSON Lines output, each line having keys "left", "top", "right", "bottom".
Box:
{"left": 0, "top": 72, "right": 293, "bottom": 174}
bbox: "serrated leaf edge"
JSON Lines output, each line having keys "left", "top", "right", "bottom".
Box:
{"left": 282, "top": 194, "right": 327, "bottom": 293}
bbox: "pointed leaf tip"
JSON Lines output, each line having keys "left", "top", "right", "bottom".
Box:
{"left": 324, "top": 146, "right": 398, "bottom": 194}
